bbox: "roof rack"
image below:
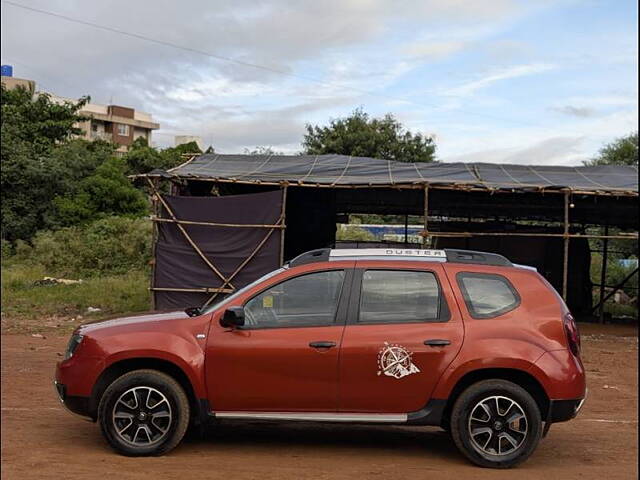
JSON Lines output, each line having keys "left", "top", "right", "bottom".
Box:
{"left": 288, "top": 248, "right": 512, "bottom": 268}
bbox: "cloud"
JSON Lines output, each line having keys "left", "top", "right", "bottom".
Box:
{"left": 0, "top": 0, "right": 636, "bottom": 163}
{"left": 444, "top": 136, "right": 585, "bottom": 165}
{"left": 443, "top": 63, "right": 556, "bottom": 97}
{"left": 552, "top": 105, "right": 596, "bottom": 118}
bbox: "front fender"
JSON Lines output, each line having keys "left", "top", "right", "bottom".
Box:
{"left": 101, "top": 332, "right": 207, "bottom": 398}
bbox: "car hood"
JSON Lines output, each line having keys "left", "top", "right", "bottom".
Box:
{"left": 78, "top": 310, "right": 190, "bottom": 334}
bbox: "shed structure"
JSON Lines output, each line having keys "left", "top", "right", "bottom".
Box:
{"left": 138, "top": 154, "right": 638, "bottom": 319}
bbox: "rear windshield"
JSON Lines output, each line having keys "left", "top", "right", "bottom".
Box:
{"left": 457, "top": 272, "right": 520, "bottom": 319}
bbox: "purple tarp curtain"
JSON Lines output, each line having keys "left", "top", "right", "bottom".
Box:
{"left": 153, "top": 190, "right": 283, "bottom": 310}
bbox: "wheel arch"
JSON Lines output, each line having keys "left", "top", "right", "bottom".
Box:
{"left": 89, "top": 357, "right": 203, "bottom": 424}
{"left": 441, "top": 368, "right": 550, "bottom": 427}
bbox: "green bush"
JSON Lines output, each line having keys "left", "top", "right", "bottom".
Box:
{"left": 11, "top": 216, "right": 152, "bottom": 278}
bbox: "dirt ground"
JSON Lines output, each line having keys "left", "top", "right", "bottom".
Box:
{"left": 1, "top": 323, "right": 637, "bottom": 480}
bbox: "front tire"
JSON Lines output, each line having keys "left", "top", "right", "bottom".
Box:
{"left": 450, "top": 380, "right": 542, "bottom": 468}
{"left": 98, "top": 369, "right": 190, "bottom": 456}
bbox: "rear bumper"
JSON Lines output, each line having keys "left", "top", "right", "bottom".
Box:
{"left": 54, "top": 380, "right": 93, "bottom": 421}
{"left": 548, "top": 388, "right": 587, "bottom": 423}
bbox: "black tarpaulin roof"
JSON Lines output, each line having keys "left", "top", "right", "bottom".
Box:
{"left": 154, "top": 154, "right": 638, "bottom": 195}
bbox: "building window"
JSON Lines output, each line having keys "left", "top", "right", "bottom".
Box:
{"left": 91, "top": 122, "right": 98, "bottom": 132}
{"left": 117, "top": 124, "right": 129, "bottom": 136}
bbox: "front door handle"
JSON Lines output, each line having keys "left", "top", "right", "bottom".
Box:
{"left": 309, "top": 341, "right": 336, "bottom": 349}
{"left": 424, "top": 339, "right": 451, "bottom": 347}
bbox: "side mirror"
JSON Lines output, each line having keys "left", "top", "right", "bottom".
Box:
{"left": 220, "top": 306, "right": 245, "bottom": 328}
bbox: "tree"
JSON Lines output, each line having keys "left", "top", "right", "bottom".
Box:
{"left": 584, "top": 132, "right": 638, "bottom": 167}
{"left": 53, "top": 157, "right": 148, "bottom": 226}
{"left": 123, "top": 138, "right": 202, "bottom": 175}
{"left": 243, "top": 146, "right": 283, "bottom": 155}
{"left": 1, "top": 84, "right": 96, "bottom": 241}
{"left": 302, "top": 108, "right": 436, "bottom": 162}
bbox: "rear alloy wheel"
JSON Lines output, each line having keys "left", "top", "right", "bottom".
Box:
{"left": 450, "top": 380, "right": 542, "bottom": 468}
{"left": 98, "top": 370, "right": 190, "bottom": 456}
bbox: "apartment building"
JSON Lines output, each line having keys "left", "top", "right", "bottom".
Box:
{"left": 2, "top": 67, "right": 160, "bottom": 154}
{"left": 72, "top": 102, "right": 160, "bottom": 155}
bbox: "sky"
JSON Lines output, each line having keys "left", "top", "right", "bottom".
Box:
{"left": 1, "top": 0, "right": 637, "bottom": 164}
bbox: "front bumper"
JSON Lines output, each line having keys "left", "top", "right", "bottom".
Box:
{"left": 54, "top": 380, "right": 92, "bottom": 421}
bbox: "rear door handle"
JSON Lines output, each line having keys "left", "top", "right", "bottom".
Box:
{"left": 309, "top": 341, "right": 336, "bottom": 349}
{"left": 424, "top": 339, "right": 451, "bottom": 347}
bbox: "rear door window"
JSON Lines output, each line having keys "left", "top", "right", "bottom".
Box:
{"left": 457, "top": 272, "right": 520, "bottom": 319}
{"left": 358, "top": 269, "right": 449, "bottom": 323}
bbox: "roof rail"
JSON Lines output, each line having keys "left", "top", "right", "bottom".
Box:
{"left": 443, "top": 249, "right": 512, "bottom": 267}
{"left": 288, "top": 248, "right": 512, "bottom": 268}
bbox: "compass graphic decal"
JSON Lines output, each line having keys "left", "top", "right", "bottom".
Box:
{"left": 377, "top": 342, "right": 420, "bottom": 379}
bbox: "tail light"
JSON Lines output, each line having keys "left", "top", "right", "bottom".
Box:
{"left": 563, "top": 313, "right": 581, "bottom": 356}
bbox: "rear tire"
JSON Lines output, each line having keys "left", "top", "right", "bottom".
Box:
{"left": 450, "top": 379, "right": 542, "bottom": 468}
{"left": 98, "top": 369, "right": 190, "bottom": 456}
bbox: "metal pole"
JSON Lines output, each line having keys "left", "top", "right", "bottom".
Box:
{"left": 599, "top": 223, "right": 609, "bottom": 323}
{"left": 562, "top": 191, "right": 570, "bottom": 301}
{"left": 423, "top": 185, "right": 429, "bottom": 249}
{"left": 279, "top": 185, "right": 288, "bottom": 266}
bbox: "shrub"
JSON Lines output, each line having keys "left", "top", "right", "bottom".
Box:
{"left": 11, "top": 216, "right": 152, "bottom": 278}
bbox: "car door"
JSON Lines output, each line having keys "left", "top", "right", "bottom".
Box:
{"left": 338, "top": 261, "right": 464, "bottom": 413}
{"left": 206, "top": 263, "right": 354, "bottom": 412}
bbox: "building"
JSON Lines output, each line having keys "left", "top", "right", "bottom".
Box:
{"left": 1, "top": 66, "right": 160, "bottom": 154}
{"left": 71, "top": 101, "right": 160, "bottom": 155}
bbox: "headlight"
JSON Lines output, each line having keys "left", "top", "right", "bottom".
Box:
{"left": 64, "top": 334, "right": 84, "bottom": 360}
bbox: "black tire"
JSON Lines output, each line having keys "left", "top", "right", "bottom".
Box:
{"left": 450, "top": 380, "right": 542, "bottom": 468}
{"left": 98, "top": 369, "right": 190, "bottom": 456}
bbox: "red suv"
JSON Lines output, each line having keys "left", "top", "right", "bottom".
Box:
{"left": 55, "top": 248, "right": 586, "bottom": 468}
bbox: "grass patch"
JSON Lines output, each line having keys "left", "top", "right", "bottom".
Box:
{"left": 1, "top": 263, "right": 151, "bottom": 334}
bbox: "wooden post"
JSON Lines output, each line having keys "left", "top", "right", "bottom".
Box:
{"left": 150, "top": 178, "right": 159, "bottom": 310}
{"left": 423, "top": 185, "right": 429, "bottom": 249}
{"left": 562, "top": 191, "right": 570, "bottom": 301}
{"left": 404, "top": 214, "right": 409, "bottom": 246}
{"left": 279, "top": 185, "right": 288, "bottom": 266}
{"left": 599, "top": 223, "right": 609, "bottom": 323}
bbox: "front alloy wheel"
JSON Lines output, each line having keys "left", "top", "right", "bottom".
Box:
{"left": 112, "top": 386, "right": 173, "bottom": 447}
{"left": 98, "top": 370, "right": 190, "bottom": 456}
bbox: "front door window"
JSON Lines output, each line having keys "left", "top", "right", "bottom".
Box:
{"left": 244, "top": 270, "right": 345, "bottom": 328}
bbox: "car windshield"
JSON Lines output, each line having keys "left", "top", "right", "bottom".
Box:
{"left": 198, "top": 266, "right": 288, "bottom": 315}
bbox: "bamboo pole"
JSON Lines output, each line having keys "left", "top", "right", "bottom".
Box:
{"left": 151, "top": 217, "right": 285, "bottom": 229}
{"left": 150, "top": 178, "right": 159, "bottom": 310}
{"left": 562, "top": 192, "right": 570, "bottom": 300}
{"left": 423, "top": 185, "right": 429, "bottom": 248}
{"left": 150, "top": 287, "right": 235, "bottom": 294}
{"left": 280, "top": 186, "right": 288, "bottom": 266}
{"left": 145, "top": 177, "right": 233, "bottom": 289}
{"left": 598, "top": 223, "right": 609, "bottom": 323}
{"left": 418, "top": 231, "right": 637, "bottom": 240}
